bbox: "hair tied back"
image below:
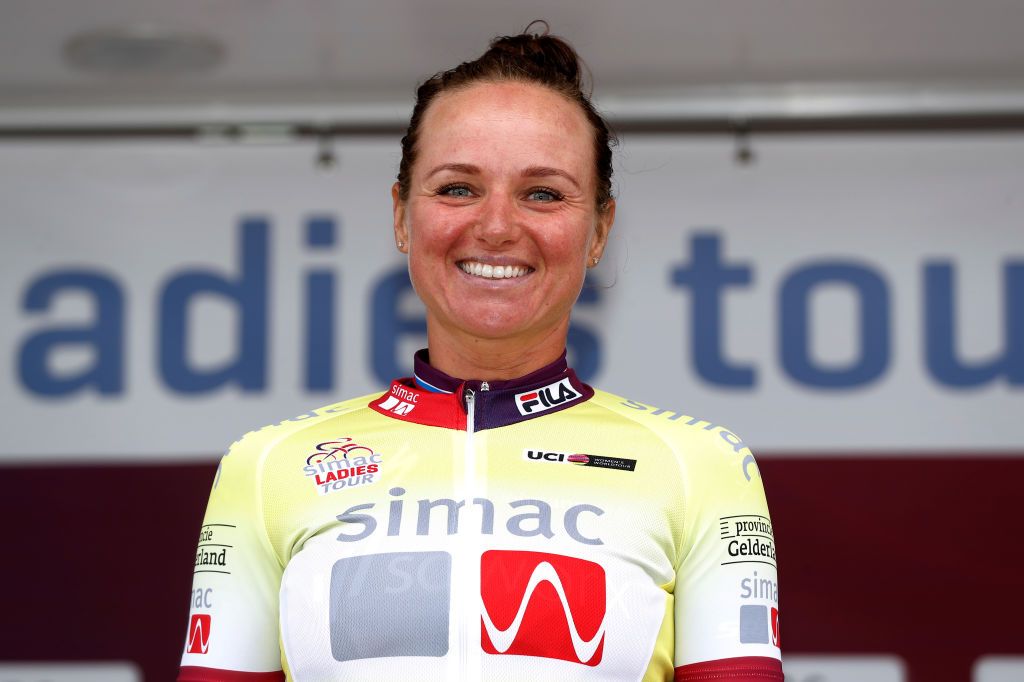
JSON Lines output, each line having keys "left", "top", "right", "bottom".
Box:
{"left": 523, "top": 19, "right": 551, "bottom": 37}
{"left": 397, "top": 22, "right": 616, "bottom": 211}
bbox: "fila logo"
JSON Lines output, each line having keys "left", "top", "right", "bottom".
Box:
{"left": 481, "top": 550, "right": 606, "bottom": 666}
{"left": 379, "top": 395, "right": 415, "bottom": 416}
{"left": 515, "top": 378, "right": 582, "bottom": 416}
{"left": 187, "top": 614, "right": 211, "bottom": 654}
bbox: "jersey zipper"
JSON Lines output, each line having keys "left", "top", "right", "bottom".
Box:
{"left": 461, "top": 388, "right": 478, "bottom": 679}
{"left": 458, "top": 383, "right": 487, "bottom": 678}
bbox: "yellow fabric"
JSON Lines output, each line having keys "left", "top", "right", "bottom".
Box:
{"left": 181, "top": 389, "right": 780, "bottom": 680}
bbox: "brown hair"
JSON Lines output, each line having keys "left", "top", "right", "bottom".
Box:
{"left": 396, "top": 22, "right": 616, "bottom": 211}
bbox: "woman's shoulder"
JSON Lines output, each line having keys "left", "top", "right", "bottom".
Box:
{"left": 586, "top": 387, "right": 754, "bottom": 458}
{"left": 585, "top": 387, "right": 764, "bottom": 490}
{"left": 223, "top": 390, "right": 384, "bottom": 462}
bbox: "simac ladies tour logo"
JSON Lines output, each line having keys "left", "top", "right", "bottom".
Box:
{"left": 303, "top": 437, "right": 383, "bottom": 495}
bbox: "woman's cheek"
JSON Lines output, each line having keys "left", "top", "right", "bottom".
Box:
{"left": 412, "top": 207, "right": 468, "bottom": 244}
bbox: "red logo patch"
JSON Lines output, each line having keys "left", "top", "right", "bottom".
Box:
{"left": 187, "top": 614, "right": 211, "bottom": 654}
{"left": 480, "top": 550, "right": 606, "bottom": 666}
{"left": 771, "top": 607, "right": 780, "bottom": 647}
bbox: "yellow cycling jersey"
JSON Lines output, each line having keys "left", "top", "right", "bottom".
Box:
{"left": 179, "top": 352, "right": 782, "bottom": 681}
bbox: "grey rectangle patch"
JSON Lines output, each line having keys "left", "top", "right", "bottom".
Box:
{"left": 740, "top": 604, "right": 770, "bottom": 644}
{"left": 330, "top": 551, "right": 451, "bottom": 661}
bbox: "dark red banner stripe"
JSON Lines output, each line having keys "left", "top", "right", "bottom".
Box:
{"left": 1, "top": 456, "right": 1022, "bottom": 681}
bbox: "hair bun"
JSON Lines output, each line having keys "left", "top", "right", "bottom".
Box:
{"left": 487, "top": 23, "right": 583, "bottom": 91}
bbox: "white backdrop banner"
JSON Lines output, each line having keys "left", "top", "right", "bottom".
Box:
{"left": 2, "top": 134, "right": 1022, "bottom": 459}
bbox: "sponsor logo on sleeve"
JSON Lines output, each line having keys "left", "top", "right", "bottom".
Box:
{"left": 191, "top": 587, "right": 214, "bottom": 609}
{"left": 719, "top": 515, "right": 776, "bottom": 568}
{"left": 194, "top": 524, "right": 233, "bottom": 574}
{"left": 515, "top": 378, "right": 582, "bottom": 416}
{"left": 738, "top": 570, "right": 780, "bottom": 648}
{"left": 303, "top": 437, "right": 383, "bottom": 495}
{"left": 739, "top": 605, "right": 769, "bottom": 644}
{"left": 187, "top": 614, "right": 211, "bottom": 654}
{"left": 739, "top": 570, "right": 779, "bottom": 604}
{"left": 522, "top": 448, "right": 636, "bottom": 472}
{"left": 480, "top": 550, "right": 606, "bottom": 666}
{"left": 738, "top": 604, "right": 781, "bottom": 648}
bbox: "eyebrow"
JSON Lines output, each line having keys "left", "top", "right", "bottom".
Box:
{"left": 521, "top": 165, "right": 580, "bottom": 190}
{"left": 425, "top": 162, "right": 480, "bottom": 179}
{"left": 424, "top": 162, "right": 580, "bottom": 190}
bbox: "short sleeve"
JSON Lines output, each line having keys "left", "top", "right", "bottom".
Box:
{"left": 178, "top": 440, "right": 286, "bottom": 681}
{"left": 673, "top": 435, "right": 783, "bottom": 681}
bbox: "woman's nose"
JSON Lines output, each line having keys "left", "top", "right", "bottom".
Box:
{"left": 474, "top": 193, "right": 521, "bottom": 246}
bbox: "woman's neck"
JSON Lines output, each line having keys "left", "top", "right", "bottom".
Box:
{"left": 424, "top": 322, "right": 569, "bottom": 381}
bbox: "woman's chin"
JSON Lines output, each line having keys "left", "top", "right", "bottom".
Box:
{"left": 446, "top": 310, "right": 545, "bottom": 343}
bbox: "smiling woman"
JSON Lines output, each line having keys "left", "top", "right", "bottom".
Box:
{"left": 394, "top": 79, "right": 613, "bottom": 377}
{"left": 178, "top": 24, "right": 782, "bottom": 682}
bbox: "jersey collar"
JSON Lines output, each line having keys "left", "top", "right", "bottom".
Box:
{"left": 369, "top": 349, "right": 594, "bottom": 431}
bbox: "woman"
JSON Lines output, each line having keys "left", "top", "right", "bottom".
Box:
{"left": 179, "top": 27, "right": 782, "bottom": 682}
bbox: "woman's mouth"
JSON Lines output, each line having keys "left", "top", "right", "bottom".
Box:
{"left": 457, "top": 260, "right": 533, "bottom": 280}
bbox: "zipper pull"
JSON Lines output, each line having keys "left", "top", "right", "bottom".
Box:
{"left": 464, "top": 387, "right": 475, "bottom": 410}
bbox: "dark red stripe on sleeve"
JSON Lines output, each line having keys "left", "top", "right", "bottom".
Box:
{"left": 675, "top": 656, "right": 784, "bottom": 681}
{"left": 178, "top": 667, "right": 286, "bottom": 682}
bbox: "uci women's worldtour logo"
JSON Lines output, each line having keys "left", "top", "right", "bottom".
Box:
{"left": 303, "top": 437, "right": 383, "bottom": 495}
{"left": 515, "top": 378, "right": 582, "bottom": 416}
{"left": 481, "top": 550, "right": 606, "bottom": 666}
{"left": 523, "top": 449, "right": 637, "bottom": 472}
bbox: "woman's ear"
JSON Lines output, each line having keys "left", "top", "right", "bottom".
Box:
{"left": 588, "top": 198, "right": 615, "bottom": 265}
{"left": 392, "top": 182, "right": 410, "bottom": 253}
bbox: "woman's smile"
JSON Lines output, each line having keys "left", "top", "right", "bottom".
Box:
{"left": 456, "top": 260, "right": 534, "bottom": 280}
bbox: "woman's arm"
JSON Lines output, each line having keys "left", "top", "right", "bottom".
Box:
{"left": 178, "top": 438, "right": 286, "bottom": 681}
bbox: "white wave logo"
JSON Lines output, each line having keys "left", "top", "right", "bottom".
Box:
{"left": 480, "top": 561, "right": 606, "bottom": 663}
{"left": 187, "top": 614, "right": 210, "bottom": 654}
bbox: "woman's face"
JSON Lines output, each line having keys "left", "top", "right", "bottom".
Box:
{"left": 393, "top": 81, "right": 614, "bottom": 348}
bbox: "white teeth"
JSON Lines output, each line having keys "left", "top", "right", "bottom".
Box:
{"left": 459, "top": 261, "right": 530, "bottom": 279}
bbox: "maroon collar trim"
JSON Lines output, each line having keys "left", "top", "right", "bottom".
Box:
{"left": 369, "top": 349, "right": 594, "bottom": 431}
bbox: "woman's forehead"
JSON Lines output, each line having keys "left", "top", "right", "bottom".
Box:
{"left": 415, "top": 81, "right": 594, "bottom": 175}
